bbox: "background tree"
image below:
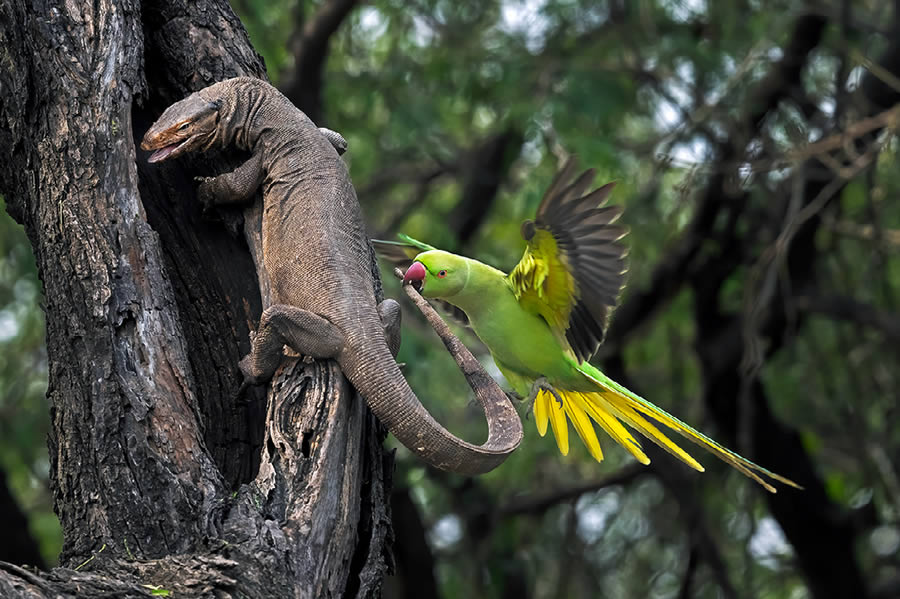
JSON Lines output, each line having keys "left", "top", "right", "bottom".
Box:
{"left": 2, "top": 1, "right": 900, "bottom": 598}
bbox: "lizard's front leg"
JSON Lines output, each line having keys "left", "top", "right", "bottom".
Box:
{"left": 240, "top": 304, "right": 344, "bottom": 384}
{"left": 196, "top": 151, "right": 265, "bottom": 210}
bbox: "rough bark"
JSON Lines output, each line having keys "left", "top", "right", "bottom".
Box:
{"left": 0, "top": 0, "right": 390, "bottom": 596}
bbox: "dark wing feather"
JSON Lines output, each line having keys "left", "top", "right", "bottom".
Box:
{"left": 530, "top": 157, "right": 628, "bottom": 362}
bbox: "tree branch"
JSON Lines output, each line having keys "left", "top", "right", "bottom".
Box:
{"left": 279, "top": 0, "right": 360, "bottom": 123}
{"left": 601, "top": 16, "right": 829, "bottom": 357}
{"left": 677, "top": 543, "right": 699, "bottom": 599}
{"left": 0, "top": 0, "right": 392, "bottom": 595}
{"left": 360, "top": 161, "right": 457, "bottom": 207}
{"left": 387, "top": 488, "right": 439, "bottom": 599}
{"left": 682, "top": 14, "right": 900, "bottom": 599}
{"left": 828, "top": 220, "right": 900, "bottom": 250}
{"left": 795, "top": 294, "right": 900, "bottom": 342}
{"left": 450, "top": 128, "right": 523, "bottom": 247}
{"left": 600, "top": 357, "right": 740, "bottom": 599}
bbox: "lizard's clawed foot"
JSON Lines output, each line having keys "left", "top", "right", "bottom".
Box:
{"left": 194, "top": 176, "right": 218, "bottom": 215}
{"left": 238, "top": 354, "right": 264, "bottom": 386}
{"left": 235, "top": 355, "right": 267, "bottom": 405}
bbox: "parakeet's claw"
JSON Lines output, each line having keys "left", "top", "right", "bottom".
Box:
{"left": 520, "top": 377, "right": 563, "bottom": 420}
{"left": 547, "top": 387, "right": 564, "bottom": 408}
{"left": 531, "top": 377, "right": 564, "bottom": 405}
{"left": 521, "top": 382, "right": 540, "bottom": 420}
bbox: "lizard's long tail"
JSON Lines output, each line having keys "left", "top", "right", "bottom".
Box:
{"left": 341, "top": 285, "right": 523, "bottom": 475}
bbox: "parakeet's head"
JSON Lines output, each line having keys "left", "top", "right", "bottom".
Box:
{"left": 402, "top": 250, "right": 468, "bottom": 299}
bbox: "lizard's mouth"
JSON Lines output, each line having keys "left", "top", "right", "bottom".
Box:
{"left": 147, "top": 139, "right": 189, "bottom": 163}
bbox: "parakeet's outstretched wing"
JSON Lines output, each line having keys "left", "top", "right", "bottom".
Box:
{"left": 508, "top": 158, "right": 627, "bottom": 363}
{"left": 372, "top": 234, "right": 471, "bottom": 327}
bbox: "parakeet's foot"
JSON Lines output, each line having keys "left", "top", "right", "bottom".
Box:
{"left": 522, "top": 377, "right": 563, "bottom": 419}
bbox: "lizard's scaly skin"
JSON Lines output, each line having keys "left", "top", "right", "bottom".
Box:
{"left": 142, "top": 78, "right": 522, "bottom": 474}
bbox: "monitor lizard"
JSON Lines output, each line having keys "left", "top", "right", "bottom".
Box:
{"left": 141, "top": 77, "right": 522, "bottom": 475}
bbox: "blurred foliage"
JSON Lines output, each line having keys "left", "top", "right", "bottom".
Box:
{"left": 246, "top": 0, "right": 900, "bottom": 596}
{"left": 3, "top": 0, "right": 900, "bottom": 596}
{"left": 273, "top": 0, "right": 893, "bottom": 597}
{"left": 0, "top": 195, "right": 59, "bottom": 565}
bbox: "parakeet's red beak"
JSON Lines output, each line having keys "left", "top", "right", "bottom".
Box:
{"left": 403, "top": 262, "right": 427, "bottom": 290}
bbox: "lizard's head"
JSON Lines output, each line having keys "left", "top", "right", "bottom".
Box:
{"left": 141, "top": 92, "right": 222, "bottom": 163}
{"left": 402, "top": 251, "right": 469, "bottom": 299}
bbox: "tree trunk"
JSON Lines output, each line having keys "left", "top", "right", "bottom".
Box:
{"left": 0, "top": 0, "right": 390, "bottom": 597}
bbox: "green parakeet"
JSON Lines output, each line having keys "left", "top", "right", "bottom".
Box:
{"left": 376, "top": 159, "right": 799, "bottom": 492}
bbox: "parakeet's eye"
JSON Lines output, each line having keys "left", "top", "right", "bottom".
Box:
{"left": 437, "top": 270, "right": 447, "bottom": 278}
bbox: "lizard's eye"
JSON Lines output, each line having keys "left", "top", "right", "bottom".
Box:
{"left": 177, "top": 122, "right": 190, "bottom": 131}
{"left": 437, "top": 270, "right": 447, "bottom": 278}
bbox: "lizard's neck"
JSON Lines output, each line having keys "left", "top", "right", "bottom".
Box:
{"left": 200, "top": 78, "right": 303, "bottom": 153}
{"left": 210, "top": 80, "right": 265, "bottom": 152}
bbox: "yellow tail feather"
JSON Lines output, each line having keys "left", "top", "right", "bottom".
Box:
{"left": 601, "top": 396, "right": 705, "bottom": 472}
{"left": 573, "top": 392, "right": 649, "bottom": 465}
{"left": 547, "top": 391, "right": 569, "bottom": 455}
{"left": 577, "top": 368, "right": 801, "bottom": 492}
{"left": 561, "top": 392, "right": 604, "bottom": 462}
{"left": 531, "top": 370, "right": 801, "bottom": 493}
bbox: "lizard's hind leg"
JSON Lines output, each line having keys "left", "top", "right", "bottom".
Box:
{"left": 240, "top": 305, "right": 344, "bottom": 383}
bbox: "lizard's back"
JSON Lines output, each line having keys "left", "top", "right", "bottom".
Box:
{"left": 247, "top": 90, "right": 378, "bottom": 335}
